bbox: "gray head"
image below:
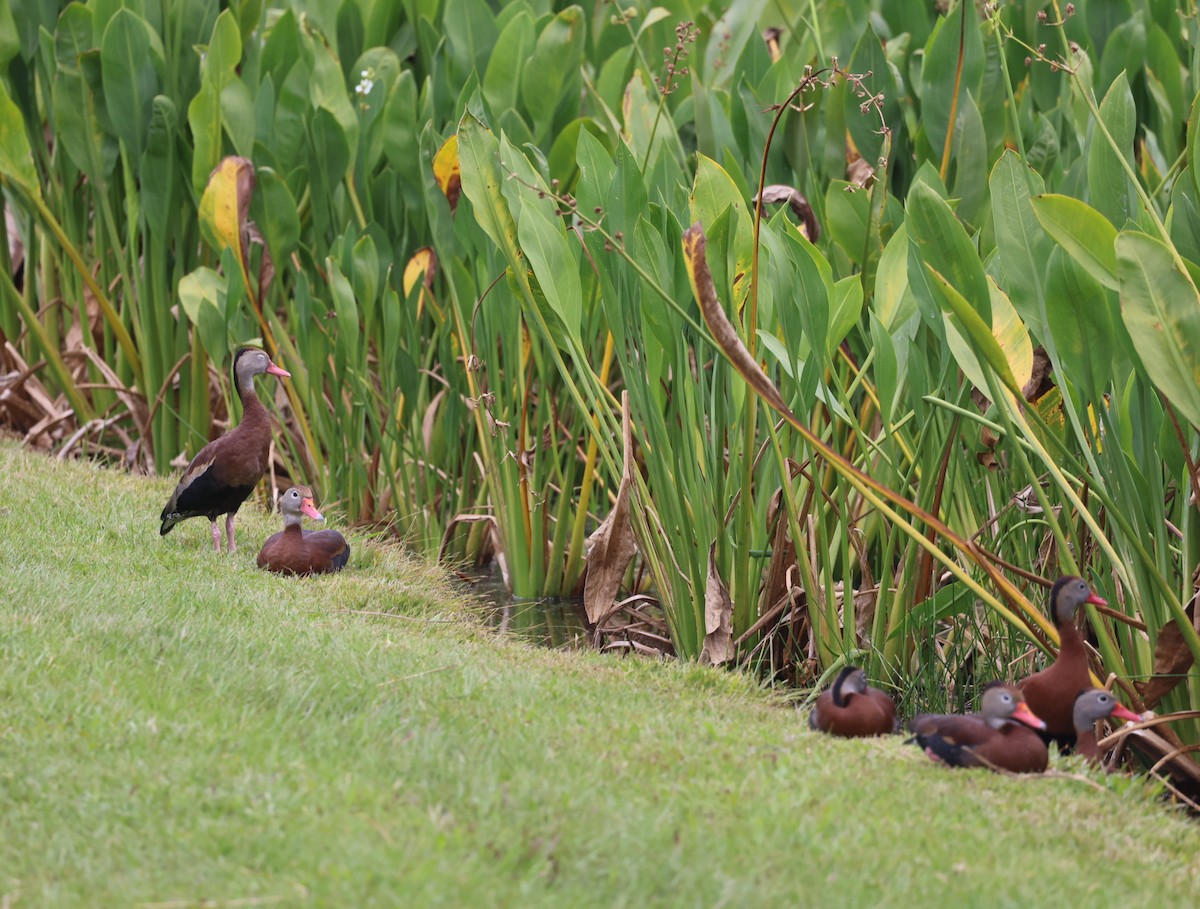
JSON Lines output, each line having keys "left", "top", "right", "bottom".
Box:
{"left": 278, "top": 485, "right": 324, "bottom": 525}
{"left": 1072, "top": 688, "right": 1141, "bottom": 733}
{"left": 1048, "top": 576, "right": 1106, "bottom": 626}
{"left": 978, "top": 682, "right": 1046, "bottom": 731}
{"left": 233, "top": 347, "right": 290, "bottom": 394}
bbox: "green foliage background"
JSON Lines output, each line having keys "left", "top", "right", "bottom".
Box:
{"left": 1, "top": 0, "right": 1198, "bottom": 740}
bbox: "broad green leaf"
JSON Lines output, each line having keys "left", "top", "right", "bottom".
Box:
{"left": 906, "top": 180, "right": 990, "bottom": 325}
{"left": 830, "top": 276, "right": 864, "bottom": 352}
{"left": 949, "top": 89, "right": 987, "bottom": 227}
{"left": 1087, "top": 72, "right": 1137, "bottom": 227}
{"left": 520, "top": 6, "right": 584, "bottom": 142}
{"left": 9, "top": 0, "right": 55, "bottom": 61}
{"left": 139, "top": 94, "right": 178, "bottom": 231}
{"left": 1044, "top": 247, "right": 1119, "bottom": 402}
{"left": 702, "top": 0, "right": 769, "bottom": 89}
{"left": 0, "top": 0, "right": 19, "bottom": 70}
{"left": 444, "top": 0, "right": 498, "bottom": 86}
{"left": 1189, "top": 93, "right": 1200, "bottom": 205}
{"left": 350, "top": 234, "right": 380, "bottom": 334}
{"left": 873, "top": 223, "right": 913, "bottom": 332}
{"left": 929, "top": 266, "right": 1023, "bottom": 398}
{"left": 179, "top": 267, "right": 230, "bottom": 358}
{"left": 1097, "top": 11, "right": 1145, "bottom": 97}
{"left": 310, "top": 106, "right": 350, "bottom": 189}
{"left": 457, "top": 114, "right": 520, "bottom": 265}
{"left": 100, "top": 9, "right": 157, "bottom": 159}
{"left": 482, "top": 9, "right": 534, "bottom": 116}
{"left": 261, "top": 7, "right": 300, "bottom": 81}
{"left": 188, "top": 10, "right": 240, "bottom": 196}
{"left": 1030, "top": 194, "right": 1119, "bottom": 290}
{"left": 308, "top": 37, "right": 359, "bottom": 160}
{"left": 252, "top": 166, "right": 299, "bottom": 265}
{"left": 496, "top": 135, "right": 582, "bottom": 344}
{"left": 825, "top": 181, "right": 869, "bottom": 265}
{"left": 219, "top": 77, "right": 256, "bottom": 157}
{"left": 0, "top": 78, "right": 38, "bottom": 197}
{"left": 1168, "top": 172, "right": 1200, "bottom": 265}
{"left": 783, "top": 228, "right": 833, "bottom": 359}
{"left": 1115, "top": 232, "right": 1200, "bottom": 428}
{"left": 990, "top": 152, "right": 1050, "bottom": 341}
{"left": 943, "top": 277, "right": 1032, "bottom": 401}
{"left": 574, "top": 127, "right": 615, "bottom": 221}
{"left": 234, "top": 0, "right": 263, "bottom": 44}
{"left": 622, "top": 68, "right": 660, "bottom": 167}
{"left": 868, "top": 311, "right": 901, "bottom": 424}
{"left": 920, "top": 0, "right": 984, "bottom": 165}
{"left": 381, "top": 68, "right": 419, "bottom": 185}
{"left": 689, "top": 154, "right": 752, "bottom": 308}
{"left": 845, "top": 25, "right": 899, "bottom": 164}
{"left": 326, "top": 259, "right": 360, "bottom": 367}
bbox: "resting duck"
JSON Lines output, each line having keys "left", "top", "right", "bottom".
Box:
{"left": 1019, "top": 576, "right": 1107, "bottom": 741}
{"left": 808, "top": 666, "right": 897, "bottom": 737}
{"left": 257, "top": 485, "right": 350, "bottom": 576}
{"left": 908, "top": 682, "right": 1049, "bottom": 773}
{"left": 1073, "top": 688, "right": 1141, "bottom": 764}
{"left": 160, "top": 347, "right": 290, "bottom": 551}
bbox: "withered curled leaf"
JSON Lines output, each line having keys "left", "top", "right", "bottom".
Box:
{"left": 701, "top": 542, "right": 734, "bottom": 666}
{"left": 584, "top": 392, "right": 638, "bottom": 625}
{"left": 681, "top": 224, "right": 796, "bottom": 422}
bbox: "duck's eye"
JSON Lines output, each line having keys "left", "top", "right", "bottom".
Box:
{"left": 1000, "top": 693, "right": 1012, "bottom": 703}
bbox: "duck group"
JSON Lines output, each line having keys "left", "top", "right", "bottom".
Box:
{"left": 159, "top": 346, "right": 350, "bottom": 576}
{"left": 808, "top": 576, "right": 1143, "bottom": 774}
{"left": 160, "top": 360, "right": 1143, "bottom": 767}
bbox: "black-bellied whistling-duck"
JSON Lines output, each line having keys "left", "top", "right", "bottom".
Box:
{"left": 1072, "top": 688, "right": 1141, "bottom": 764}
{"left": 808, "top": 666, "right": 897, "bottom": 737}
{"left": 159, "top": 347, "right": 290, "bottom": 551}
{"left": 908, "top": 682, "right": 1049, "bottom": 773}
{"left": 1019, "top": 575, "right": 1107, "bottom": 740}
{"left": 256, "top": 485, "right": 350, "bottom": 576}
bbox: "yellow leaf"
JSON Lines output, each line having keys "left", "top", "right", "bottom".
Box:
{"left": 433, "top": 134, "right": 461, "bottom": 213}
{"left": 198, "top": 156, "right": 255, "bottom": 269}
{"left": 403, "top": 246, "right": 436, "bottom": 319}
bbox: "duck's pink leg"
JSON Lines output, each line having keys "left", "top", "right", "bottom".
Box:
{"left": 210, "top": 520, "right": 222, "bottom": 551}
{"left": 225, "top": 513, "right": 237, "bottom": 552}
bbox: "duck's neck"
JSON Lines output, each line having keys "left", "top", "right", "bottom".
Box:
{"left": 236, "top": 374, "right": 270, "bottom": 430}
{"left": 1056, "top": 615, "right": 1087, "bottom": 662}
{"left": 1076, "top": 728, "right": 1100, "bottom": 761}
{"left": 282, "top": 513, "right": 305, "bottom": 530}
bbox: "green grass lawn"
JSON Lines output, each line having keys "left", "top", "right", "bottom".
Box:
{"left": 1, "top": 441, "right": 1197, "bottom": 908}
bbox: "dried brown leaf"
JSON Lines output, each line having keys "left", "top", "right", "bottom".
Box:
{"left": 700, "top": 542, "right": 734, "bottom": 666}
{"left": 757, "top": 488, "right": 797, "bottom": 623}
{"left": 1137, "top": 599, "right": 1197, "bottom": 708}
{"left": 756, "top": 184, "right": 820, "bottom": 242}
{"left": 682, "top": 224, "right": 795, "bottom": 421}
{"left": 584, "top": 393, "right": 638, "bottom": 625}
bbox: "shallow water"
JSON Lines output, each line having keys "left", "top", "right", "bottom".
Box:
{"left": 464, "top": 568, "right": 591, "bottom": 650}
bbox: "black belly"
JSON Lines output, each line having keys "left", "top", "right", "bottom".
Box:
{"left": 172, "top": 473, "right": 257, "bottom": 522}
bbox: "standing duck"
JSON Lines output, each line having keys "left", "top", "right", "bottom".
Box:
{"left": 257, "top": 485, "right": 350, "bottom": 576}
{"left": 908, "top": 682, "right": 1049, "bottom": 773}
{"left": 1072, "top": 688, "right": 1141, "bottom": 764}
{"left": 159, "top": 347, "right": 290, "bottom": 551}
{"left": 1019, "top": 576, "right": 1107, "bottom": 742}
{"left": 808, "top": 666, "right": 897, "bottom": 737}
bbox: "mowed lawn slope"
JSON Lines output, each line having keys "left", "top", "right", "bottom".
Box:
{"left": 0, "top": 442, "right": 1197, "bottom": 908}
